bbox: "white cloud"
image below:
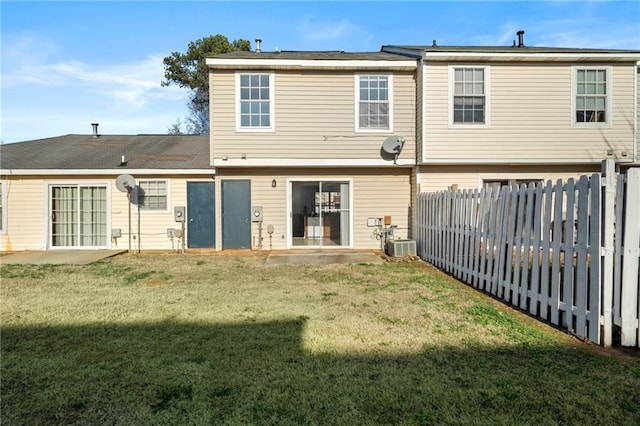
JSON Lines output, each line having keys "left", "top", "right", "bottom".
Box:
{"left": 299, "top": 17, "right": 360, "bottom": 44}
{"left": 5, "top": 51, "right": 183, "bottom": 108}
{"left": 472, "top": 24, "right": 523, "bottom": 46}
{"left": 1, "top": 34, "right": 189, "bottom": 142}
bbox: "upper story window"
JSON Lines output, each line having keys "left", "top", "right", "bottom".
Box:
{"left": 137, "top": 180, "right": 168, "bottom": 211}
{"left": 356, "top": 74, "right": 392, "bottom": 132}
{"left": 451, "top": 66, "right": 489, "bottom": 126}
{"left": 573, "top": 66, "right": 611, "bottom": 126}
{"left": 237, "top": 73, "right": 274, "bottom": 131}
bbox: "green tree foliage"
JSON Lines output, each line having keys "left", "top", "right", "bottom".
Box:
{"left": 162, "top": 34, "right": 251, "bottom": 134}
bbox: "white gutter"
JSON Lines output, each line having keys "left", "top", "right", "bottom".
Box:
{"left": 206, "top": 58, "right": 417, "bottom": 70}
{"left": 212, "top": 158, "right": 415, "bottom": 167}
{"left": 0, "top": 168, "right": 217, "bottom": 176}
{"left": 418, "top": 158, "right": 634, "bottom": 165}
{"left": 421, "top": 51, "right": 640, "bottom": 62}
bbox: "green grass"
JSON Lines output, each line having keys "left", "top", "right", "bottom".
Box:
{"left": 1, "top": 254, "right": 639, "bottom": 425}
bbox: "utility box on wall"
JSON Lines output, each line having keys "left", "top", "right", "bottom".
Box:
{"left": 251, "top": 206, "right": 263, "bottom": 222}
{"left": 174, "top": 206, "right": 185, "bottom": 222}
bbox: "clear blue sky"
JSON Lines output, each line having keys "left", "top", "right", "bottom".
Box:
{"left": 2, "top": 0, "right": 639, "bottom": 143}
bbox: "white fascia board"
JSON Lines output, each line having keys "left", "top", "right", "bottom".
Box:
{"left": 1, "top": 168, "right": 217, "bottom": 176}
{"left": 206, "top": 58, "right": 416, "bottom": 70}
{"left": 419, "top": 158, "right": 634, "bottom": 165}
{"left": 213, "top": 158, "right": 415, "bottom": 167}
{"left": 423, "top": 51, "right": 640, "bottom": 62}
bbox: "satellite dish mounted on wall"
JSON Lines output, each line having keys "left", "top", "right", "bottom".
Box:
{"left": 115, "top": 174, "right": 136, "bottom": 193}
{"left": 381, "top": 135, "right": 406, "bottom": 164}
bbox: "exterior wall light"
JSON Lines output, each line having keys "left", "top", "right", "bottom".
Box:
{"left": 272, "top": 179, "right": 277, "bottom": 188}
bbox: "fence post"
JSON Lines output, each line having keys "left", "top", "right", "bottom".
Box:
{"left": 601, "top": 159, "right": 616, "bottom": 347}
{"left": 620, "top": 167, "right": 640, "bottom": 347}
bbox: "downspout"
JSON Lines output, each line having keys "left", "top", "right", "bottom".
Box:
{"left": 421, "top": 56, "right": 426, "bottom": 165}
{"left": 635, "top": 61, "right": 639, "bottom": 163}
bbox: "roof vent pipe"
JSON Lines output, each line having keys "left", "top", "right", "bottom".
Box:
{"left": 255, "top": 38, "right": 262, "bottom": 53}
{"left": 91, "top": 123, "right": 99, "bottom": 138}
{"left": 517, "top": 30, "right": 525, "bottom": 47}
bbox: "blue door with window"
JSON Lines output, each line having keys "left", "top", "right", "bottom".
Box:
{"left": 187, "top": 182, "right": 215, "bottom": 248}
{"left": 221, "top": 180, "right": 251, "bottom": 249}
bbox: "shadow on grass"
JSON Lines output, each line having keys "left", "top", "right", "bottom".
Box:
{"left": 2, "top": 319, "right": 639, "bottom": 425}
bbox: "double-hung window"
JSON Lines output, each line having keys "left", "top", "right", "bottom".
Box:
{"left": 573, "top": 66, "right": 611, "bottom": 126}
{"left": 137, "top": 180, "right": 168, "bottom": 210}
{"left": 237, "top": 73, "right": 273, "bottom": 131}
{"left": 356, "top": 74, "right": 392, "bottom": 131}
{"left": 451, "top": 66, "right": 489, "bottom": 126}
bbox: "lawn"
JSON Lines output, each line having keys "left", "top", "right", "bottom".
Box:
{"left": 1, "top": 254, "right": 639, "bottom": 425}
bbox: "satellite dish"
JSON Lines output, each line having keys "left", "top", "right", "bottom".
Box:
{"left": 115, "top": 174, "right": 136, "bottom": 193}
{"left": 381, "top": 135, "right": 406, "bottom": 164}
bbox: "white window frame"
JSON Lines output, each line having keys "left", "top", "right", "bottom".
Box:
{"left": 355, "top": 73, "right": 394, "bottom": 133}
{"left": 448, "top": 65, "right": 490, "bottom": 128}
{"left": 571, "top": 65, "right": 612, "bottom": 128}
{"left": 0, "top": 180, "right": 6, "bottom": 234}
{"left": 285, "top": 177, "right": 354, "bottom": 250}
{"left": 136, "top": 179, "right": 170, "bottom": 212}
{"left": 45, "top": 181, "right": 111, "bottom": 250}
{"left": 235, "top": 72, "right": 275, "bottom": 132}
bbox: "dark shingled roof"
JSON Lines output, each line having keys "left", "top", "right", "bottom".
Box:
{"left": 382, "top": 45, "right": 640, "bottom": 55}
{"left": 0, "top": 134, "right": 211, "bottom": 170}
{"left": 209, "top": 50, "right": 411, "bottom": 61}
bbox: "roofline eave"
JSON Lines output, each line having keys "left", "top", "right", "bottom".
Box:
{"left": 1, "top": 168, "right": 217, "bottom": 176}
{"left": 205, "top": 58, "right": 417, "bottom": 71}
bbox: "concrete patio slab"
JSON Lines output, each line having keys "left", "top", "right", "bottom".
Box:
{"left": 0, "top": 250, "right": 127, "bottom": 265}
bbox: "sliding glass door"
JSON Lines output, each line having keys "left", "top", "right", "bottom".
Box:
{"left": 50, "top": 184, "right": 107, "bottom": 248}
{"left": 291, "top": 181, "right": 350, "bottom": 247}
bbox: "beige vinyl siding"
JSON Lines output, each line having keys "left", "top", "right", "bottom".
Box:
{"left": 215, "top": 168, "right": 412, "bottom": 250}
{"left": 211, "top": 70, "right": 416, "bottom": 163}
{"left": 416, "top": 64, "right": 424, "bottom": 166}
{"left": 214, "top": 170, "right": 288, "bottom": 250}
{"left": 423, "top": 62, "right": 636, "bottom": 163}
{"left": 0, "top": 177, "right": 47, "bottom": 251}
{"left": 416, "top": 164, "right": 602, "bottom": 192}
{"left": 128, "top": 176, "right": 214, "bottom": 251}
{"left": 0, "top": 175, "right": 213, "bottom": 252}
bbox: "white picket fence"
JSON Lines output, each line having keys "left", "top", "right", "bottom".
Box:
{"left": 416, "top": 161, "right": 640, "bottom": 348}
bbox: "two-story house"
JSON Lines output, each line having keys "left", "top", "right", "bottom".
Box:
{"left": 382, "top": 33, "right": 640, "bottom": 192}
{"left": 2, "top": 34, "right": 638, "bottom": 254}
{"left": 205, "top": 50, "right": 417, "bottom": 251}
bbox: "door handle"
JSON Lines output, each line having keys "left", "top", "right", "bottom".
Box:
{"left": 189, "top": 218, "right": 194, "bottom": 223}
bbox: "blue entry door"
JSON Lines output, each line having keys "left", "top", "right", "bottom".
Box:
{"left": 187, "top": 181, "right": 215, "bottom": 248}
{"left": 221, "top": 180, "right": 251, "bottom": 249}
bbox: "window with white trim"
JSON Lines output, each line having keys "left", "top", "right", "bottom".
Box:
{"left": 573, "top": 67, "right": 610, "bottom": 125}
{"left": 137, "top": 180, "right": 168, "bottom": 210}
{"left": 452, "top": 67, "right": 487, "bottom": 124}
{"left": 0, "top": 181, "right": 5, "bottom": 233}
{"left": 237, "top": 73, "right": 273, "bottom": 130}
{"left": 356, "top": 74, "right": 392, "bottom": 131}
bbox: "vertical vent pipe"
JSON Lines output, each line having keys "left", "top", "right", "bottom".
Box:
{"left": 517, "top": 30, "right": 525, "bottom": 47}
